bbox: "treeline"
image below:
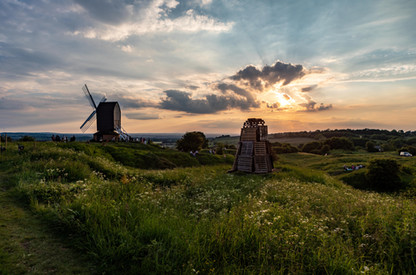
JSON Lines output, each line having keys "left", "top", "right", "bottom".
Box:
{"left": 273, "top": 134, "right": 416, "bottom": 155}
{"left": 270, "top": 128, "right": 416, "bottom": 140}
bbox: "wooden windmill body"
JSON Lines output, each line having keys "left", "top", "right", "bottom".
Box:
{"left": 231, "top": 118, "right": 273, "bottom": 173}
{"left": 80, "top": 84, "right": 130, "bottom": 141}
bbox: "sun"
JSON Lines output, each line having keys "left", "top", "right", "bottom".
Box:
{"left": 274, "top": 92, "right": 296, "bottom": 108}
{"left": 258, "top": 87, "right": 302, "bottom": 111}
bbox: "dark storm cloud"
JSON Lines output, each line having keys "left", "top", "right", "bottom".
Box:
{"left": 299, "top": 101, "right": 333, "bottom": 112}
{"left": 159, "top": 89, "right": 259, "bottom": 114}
{"left": 230, "top": 61, "right": 306, "bottom": 90}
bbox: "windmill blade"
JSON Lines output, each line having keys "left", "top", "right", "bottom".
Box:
{"left": 100, "top": 95, "right": 107, "bottom": 103}
{"left": 82, "top": 84, "right": 97, "bottom": 109}
{"left": 80, "top": 110, "right": 96, "bottom": 132}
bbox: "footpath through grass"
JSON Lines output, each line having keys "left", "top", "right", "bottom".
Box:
{"left": 0, "top": 171, "right": 96, "bottom": 274}
{"left": 1, "top": 142, "right": 416, "bottom": 273}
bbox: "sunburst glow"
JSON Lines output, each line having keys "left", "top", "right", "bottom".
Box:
{"left": 274, "top": 92, "right": 296, "bottom": 108}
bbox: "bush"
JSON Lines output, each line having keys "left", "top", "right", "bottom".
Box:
{"left": 320, "top": 144, "right": 331, "bottom": 155}
{"left": 366, "top": 159, "right": 402, "bottom": 191}
{"left": 339, "top": 169, "right": 368, "bottom": 189}
{"left": 324, "top": 137, "right": 354, "bottom": 150}
{"left": 390, "top": 138, "right": 405, "bottom": 149}
{"left": 382, "top": 143, "right": 396, "bottom": 152}
{"left": 405, "top": 137, "right": 416, "bottom": 145}
{"left": 351, "top": 137, "right": 370, "bottom": 148}
{"left": 302, "top": 141, "right": 322, "bottom": 154}
{"left": 273, "top": 143, "right": 299, "bottom": 154}
{"left": 366, "top": 141, "right": 379, "bottom": 152}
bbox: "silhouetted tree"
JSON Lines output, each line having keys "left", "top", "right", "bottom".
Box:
{"left": 176, "top": 131, "right": 208, "bottom": 152}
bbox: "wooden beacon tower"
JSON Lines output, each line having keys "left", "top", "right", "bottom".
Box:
{"left": 231, "top": 118, "right": 273, "bottom": 173}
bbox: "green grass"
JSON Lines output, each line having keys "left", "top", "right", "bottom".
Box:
{"left": 0, "top": 167, "right": 96, "bottom": 274}
{"left": 1, "top": 142, "right": 416, "bottom": 273}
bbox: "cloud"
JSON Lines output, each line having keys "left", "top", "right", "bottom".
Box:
{"left": 230, "top": 61, "right": 306, "bottom": 91}
{"left": 111, "top": 94, "right": 158, "bottom": 109}
{"left": 216, "top": 83, "right": 257, "bottom": 103}
{"left": 301, "top": 85, "right": 318, "bottom": 92}
{"left": 266, "top": 102, "right": 280, "bottom": 109}
{"left": 299, "top": 100, "right": 333, "bottom": 112}
{"left": 125, "top": 112, "right": 160, "bottom": 120}
{"left": 0, "top": 97, "right": 26, "bottom": 110}
{"left": 73, "top": 0, "right": 134, "bottom": 24}
{"left": 71, "top": 1, "right": 233, "bottom": 41}
{"left": 154, "top": 60, "right": 330, "bottom": 114}
{"left": 159, "top": 89, "right": 259, "bottom": 114}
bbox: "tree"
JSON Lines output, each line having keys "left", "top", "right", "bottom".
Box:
{"left": 18, "top": 135, "right": 35, "bottom": 142}
{"left": 366, "top": 141, "right": 378, "bottom": 152}
{"left": 176, "top": 131, "right": 208, "bottom": 152}
{"left": 324, "top": 137, "right": 354, "bottom": 150}
{"left": 320, "top": 144, "right": 331, "bottom": 155}
{"left": 366, "top": 159, "right": 402, "bottom": 191}
{"left": 301, "top": 141, "right": 322, "bottom": 154}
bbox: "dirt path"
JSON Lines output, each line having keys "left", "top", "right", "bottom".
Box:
{"left": 0, "top": 176, "right": 97, "bottom": 274}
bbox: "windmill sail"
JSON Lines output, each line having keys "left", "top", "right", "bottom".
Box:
{"left": 82, "top": 84, "right": 97, "bottom": 109}
{"left": 80, "top": 110, "right": 96, "bottom": 132}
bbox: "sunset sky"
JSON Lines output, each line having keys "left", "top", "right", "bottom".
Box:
{"left": 1, "top": 0, "right": 416, "bottom": 135}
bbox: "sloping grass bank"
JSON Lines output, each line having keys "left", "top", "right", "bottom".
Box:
{"left": 1, "top": 142, "right": 416, "bottom": 273}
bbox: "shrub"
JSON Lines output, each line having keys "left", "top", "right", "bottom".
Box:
{"left": 405, "top": 137, "right": 416, "bottom": 145}
{"left": 324, "top": 137, "right": 354, "bottom": 150}
{"left": 320, "top": 144, "right": 330, "bottom": 155}
{"left": 366, "top": 159, "right": 402, "bottom": 191}
{"left": 339, "top": 169, "right": 368, "bottom": 189}
{"left": 366, "top": 141, "right": 379, "bottom": 152}
{"left": 382, "top": 143, "right": 396, "bottom": 152}
{"left": 273, "top": 143, "right": 299, "bottom": 154}
{"left": 302, "top": 141, "right": 322, "bottom": 154}
{"left": 215, "top": 142, "right": 225, "bottom": 155}
{"left": 351, "top": 137, "right": 370, "bottom": 148}
{"left": 390, "top": 138, "right": 405, "bottom": 148}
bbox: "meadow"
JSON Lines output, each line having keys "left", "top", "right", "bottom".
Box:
{"left": 1, "top": 141, "right": 416, "bottom": 274}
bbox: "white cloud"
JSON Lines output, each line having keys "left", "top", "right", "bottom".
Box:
{"left": 71, "top": 0, "right": 233, "bottom": 42}
{"left": 120, "top": 45, "right": 133, "bottom": 53}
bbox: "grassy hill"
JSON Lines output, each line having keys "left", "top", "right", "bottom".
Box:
{"left": 1, "top": 141, "right": 416, "bottom": 273}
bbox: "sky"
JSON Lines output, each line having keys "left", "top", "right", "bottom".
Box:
{"left": 1, "top": 0, "right": 416, "bottom": 135}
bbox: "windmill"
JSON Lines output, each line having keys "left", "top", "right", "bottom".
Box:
{"left": 80, "top": 84, "right": 130, "bottom": 141}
